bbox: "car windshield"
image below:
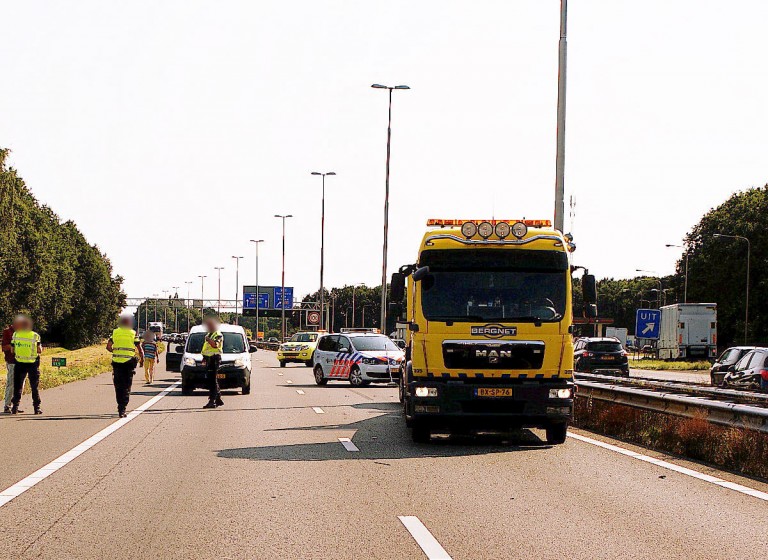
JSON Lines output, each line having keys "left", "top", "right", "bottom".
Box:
{"left": 350, "top": 336, "right": 400, "bottom": 352}
{"left": 186, "top": 332, "right": 245, "bottom": 354}
{"left": 588, "top": 342, "right": 623, "bottom": 353}
{"left": 290, "top": 333, "right": 318, "bottom": 343}
{"left": 419, "top": 249, "right": 568, "bottom": 322}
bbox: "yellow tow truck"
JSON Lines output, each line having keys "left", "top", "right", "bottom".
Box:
{"left": 390, "top": 219, "right": 597, "bottom": 443}
{"left": 277, "top": 331, "right": 325, "bottom": 367}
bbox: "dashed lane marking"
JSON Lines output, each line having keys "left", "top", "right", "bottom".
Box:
{"left": 286, "top": 380, "right": 293, "bottom": 384}
{"left": 0, "top": 381, "right": 181, "bottom": 509}
{"left": 398, "top": 516, "right": 452, "bottom": 560}
{"left": 338, "top": 437, "right": 359, "bottom": 452}
{"left": 312, "top": 407, "right": 325, "bottom": 414}
{"left": 568, "top": 432, "right": 768, "bottom": 502}
{"left": 296, "top": 390, "right": 305, "bottom": 395}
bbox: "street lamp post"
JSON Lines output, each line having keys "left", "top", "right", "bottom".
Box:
{"left": 665, "top": 243, "right": 689, "bottom": 303}
{"left": 275, "top": 214, "right": 293, "bottom": 341}
{"left": 232, "top": 256, "right": 243, "bottom": 325}
{"left": 713, "top": 233, "right": 751, "bottom": 344}
{"left": 554, "top": 0, "right": 568, "bottom": 232}
{"left": 311, "top": 171, "right": 336, "bottom": 330}
{"left": 152, "top": 294, "right": 159, "bottom": 321}
{"left": 250, "top": 239, "right": 264, "bottom": 339}
{"left": 371, "top": 83, "right": 410, "bottom": 333}
{"left": 197, "top": 275, "right": 207, "bottom": 319}
{"left": 172, "top": 286, "right": 180, "bottom": 332}
{"left": 214, "top": 267, "right": 225, "bottom": 316}
{"left": 184, "top": 281, "right": 193, "bottom": 330}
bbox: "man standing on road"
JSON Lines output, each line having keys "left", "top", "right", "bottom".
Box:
{"left": 106, "top": 314, "right": 143, "bottom": 418}
{"left": 10, "top": 315, "right": 43, "bottom": 415}
{"left": 202, "top": 317, "right": 224, "bottom": 409}
{"left": 2, "top": 316, "right": 24, "bottom": 414}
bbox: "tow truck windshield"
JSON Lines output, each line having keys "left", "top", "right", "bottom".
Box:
{"left": 419, "top": 249, "right": 568, "bottom": 323}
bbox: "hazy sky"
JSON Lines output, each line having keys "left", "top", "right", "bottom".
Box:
{"left": 2, "top": 0, "right": 766, "bottom": 304}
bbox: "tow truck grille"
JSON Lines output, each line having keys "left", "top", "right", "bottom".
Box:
{"left": 442, "top": 340, "right": 545, "bottom": 370}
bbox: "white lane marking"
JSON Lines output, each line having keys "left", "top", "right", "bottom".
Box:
{"left": 398, "top": 516, "right": 452, "bottom": 560}
{"left": 0, "top": 381, "right": 181, "bottom": 508}
{"left": 338, "top": 437, "right": 359, "bottom": 452}
{"left": 312, "top": 407, "right": 325, "bottom": 414}
{"left": 568, "top": 432, "right": 768, "bottom": 502}
{"left": 278, "top": 372, "right": 283, "bottom": 376}
{"left": 296, "top": 389, "right": 305, "bottom": 395}
{"left": 286, "top": 380, "right": 293, "bottom": 384}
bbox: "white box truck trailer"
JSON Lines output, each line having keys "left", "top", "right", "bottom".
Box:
{"left": 605, "top": 327, "right": 629, "bottom": 347}
{"left": 658, "top": 303, "right": 717, "bottom": 360}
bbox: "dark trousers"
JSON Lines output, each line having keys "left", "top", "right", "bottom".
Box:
{"left": 12, "top": 359, "right": 41, "bottom": 408}
{"left": 112, "top": 358, "right": 137, "bottom": 413}
{"left": 206, "top": 354, "right": 221, "bottom": 401}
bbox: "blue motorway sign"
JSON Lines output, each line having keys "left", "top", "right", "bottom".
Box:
{"left": 274, "top": 287, "right": 294, "bottom": 309}
{"left": 635, "top": 308, "right": 661, "bottom": 339}
{"left": 243, "top": 292, "right": 269, "bottom": 310}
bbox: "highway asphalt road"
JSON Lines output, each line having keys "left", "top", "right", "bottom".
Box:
{"left": 1, "top": 351, "right": 767, "bottom": 559}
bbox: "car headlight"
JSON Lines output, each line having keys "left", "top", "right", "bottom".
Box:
{"left": 415, "top": 386, "right": 438, "bottom": 398}
{"left": 362, "top": 357, "right": 379, "bottom": 365}
{"left": 183, "top": 357, "right": 196, "bottom": 367}
{"left": 549, "top": 388, "right": 572, "bottom": 399}
{"left": 234, "top": 358, "right": 245, "bottom": 367}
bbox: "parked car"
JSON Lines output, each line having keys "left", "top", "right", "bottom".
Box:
{"left": 277, "top": 331, "right": 324, "bottom": 367}
{"left": 312, "top": 330, "right": 405, "bottom": 386}
{"left": 574, "top": 337, "right": 629, "bottom": 376}
{"left": 710, "top": 346, "right": 755, "bottom": 386}
{"left": 723, "top": 348, "right": 768, "bottom": 391}
{"left": 179, "top": 324, "right": 257, "bottom": 395}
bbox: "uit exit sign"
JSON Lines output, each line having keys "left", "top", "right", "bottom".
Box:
{"left": 51, "top": 357, "right": 67, "bottom": 368}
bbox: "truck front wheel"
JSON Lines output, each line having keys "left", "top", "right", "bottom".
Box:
{"left": 545, "top": 423, "right": 568, "bottom": 445}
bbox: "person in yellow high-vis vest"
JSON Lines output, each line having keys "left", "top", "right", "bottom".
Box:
{"left": 202, "top": 317, "right": 224, "bottom": 409}
{"left": 10, "top": 315, "right": 43, "bottom": 415}
{"left": 106, "top": 314, "right": 144, "bottom": 418}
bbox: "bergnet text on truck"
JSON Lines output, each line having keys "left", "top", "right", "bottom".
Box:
{"left": 390, "top": 219, "right": 597, "bottom": 444}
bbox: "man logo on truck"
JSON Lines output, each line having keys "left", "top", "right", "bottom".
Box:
{"left": 474, "top": 349, "right": 513, "bottom": 363}
{"left": 470, "top": 324, "right": 517, "bottom": 339}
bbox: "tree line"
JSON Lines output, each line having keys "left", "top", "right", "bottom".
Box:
{"left": 0, "top": 149, "right": 125, "bottom": 347}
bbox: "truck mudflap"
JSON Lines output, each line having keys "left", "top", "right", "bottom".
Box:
{"left": 407, "top": 379, "right": 574, "bottom": 430}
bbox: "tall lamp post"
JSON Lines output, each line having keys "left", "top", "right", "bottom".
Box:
{"left": 197, "top": 275, "right": 207, "bottom": 319}
{"left": 371, "top": 83, "right": 410, "bottom": 333}
{"left": 214, "top": 266, "right": 225, "bottom": 315}
{"left": 665, "top": 243, "right": 689, "bottom": 302}
{"left": 713, "top": 233, "right": 751, "bottom": 344}
{"left": 250, "top": 239, "right": 264, "bottom": 339}
{"left": 172, "top": 286, "right": 180, "bottom": 332}
{"left": 184, "top": 281, "right": 193, "bottom": 330}
{"left": 554, "top": 0, "right": 568, "bottom": 232}
{"left": 311, "top": 171, "right": 336, "bottom": 330}
{"left": 152, "top": 293, "right": 159, "bottom": 321}
{"left": 232, "top": 255, "right": 243, "bottom": 325}
{"left": 275, "top": 214, "right": 293, "bottom": 341}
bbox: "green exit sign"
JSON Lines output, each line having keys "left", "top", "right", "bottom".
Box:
{"left": 51, "top": 357, "right": 67, "bottom": 368}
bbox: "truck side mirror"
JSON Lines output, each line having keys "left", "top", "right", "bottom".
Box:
{"left": 582, "top": 274, "right": 597, "bottom": 304}
{"left": 412, "top": 266, "right": 430, "bottom": 282}
{"left": 390, "top": 272, "right": 405, "bottom": 301}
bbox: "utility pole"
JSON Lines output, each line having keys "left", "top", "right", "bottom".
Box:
{"left": 172, "top": 286, "right": 179, "bottom": 332}
{"left": 184, "top": 281, "right": 193, "bottom": 330}
{"left": 198, "top": 275, "right": 207, "bottom": 320}
{"left": 214, "top": 267, "right": 224, "bottom": 316}
{"left": 275, "top": 215, "right": 293, "bottom": 341}
{"left": 311, "top": 171, "right": 336, "bottom": 330}
{"left": 232, "top": 255, "right": 243, "bottom": 325}
{"left": 250, "top": 239, "right": 264, "bottom": 339}
{"left": 554, "top": 0, "right": 568, "bottom": 232}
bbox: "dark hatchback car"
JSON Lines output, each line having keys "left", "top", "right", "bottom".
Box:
{"left": 710, "top": 346, "right": 755, "bottom": 386}
{"left": 723, "top": 347, "right": 768, "bottom": 391}
{"left": 574, "top": 337, "right": 629, "bottom": 376}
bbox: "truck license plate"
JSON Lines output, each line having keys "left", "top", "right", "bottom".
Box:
{"left": 476, "top": 388, "right": 513, "bottom": 398}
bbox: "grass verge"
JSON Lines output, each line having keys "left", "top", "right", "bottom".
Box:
{"left": 629, "top": 359, "right": 711, "bottom": 371}
{"left": 0, "top": 344, "right": 111, "bottom": 394}
{"left": 574, "top": 396, "right": 768, "bottom": 480}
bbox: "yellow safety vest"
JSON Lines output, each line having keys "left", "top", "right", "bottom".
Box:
{"left": 111, "top": 327, "right": 138, "bottom": 363}
{"left": 12, "top": 329, "right": 41, "bottom": 363}
{"left": 202, "top": 330, "right": 223, "bottom": 357}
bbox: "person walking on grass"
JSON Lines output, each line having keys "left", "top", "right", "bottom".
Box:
{"left": 106, "top": 314, "right": 143, "bottom": 418}
{"left": 2, "top": 315, "right": 24, "bottom": 414}
{"left": 142, "top": 330, "right": 159, "bottom": 384}
{"left": 10, "top": 315, "right": 43, "bottom": 415}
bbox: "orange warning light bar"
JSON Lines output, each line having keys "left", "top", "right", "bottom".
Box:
{"left": 426, "top": 219, "right": 552, "bottom": 228}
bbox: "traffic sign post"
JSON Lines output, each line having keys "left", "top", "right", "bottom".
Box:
{"left": 635, "top": 309, "right": 661, "bottom": 339}
{"left": 51, "top": 357, "right": 67, "bottom": 371}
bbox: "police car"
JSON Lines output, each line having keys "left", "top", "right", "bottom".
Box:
{"left": 312, "top": 329, "right": 405, "bottom": 387}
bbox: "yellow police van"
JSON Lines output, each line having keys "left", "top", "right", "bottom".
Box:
{"left": 277, "top": 331, "right": 324, "bottom": 367}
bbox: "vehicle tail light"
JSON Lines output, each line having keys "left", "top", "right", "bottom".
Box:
{"left": 678, "top": 334, "right": 683, "bottom": 344}
{"left": 713, "top": 334, "right": 717, "bottom": 344}
{"left": 760, "top": 370, "right": 768, "bottom": 381}
{"left": 583, "top": 352, "right": 593, "bottom": 357}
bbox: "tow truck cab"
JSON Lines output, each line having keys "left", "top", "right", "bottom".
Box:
{"left": 391, "top": 219, "right": 597, "bottom": 444}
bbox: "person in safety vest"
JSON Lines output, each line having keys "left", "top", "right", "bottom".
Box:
{"left": 202, "top": 317, "right": 224, "bottom": 409}
{"left": 106, "top": 314, "right": 144, "bottom": 418}
{"left": 10, "top": 315, "right": 43, "bottom": 415}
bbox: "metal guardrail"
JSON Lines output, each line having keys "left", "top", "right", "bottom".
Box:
{"left": 575, "top": 377, "right": 768, "bottom": 434}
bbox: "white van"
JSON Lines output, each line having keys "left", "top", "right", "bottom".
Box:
{"left": 179, "top": 324, "right": 256, "bottom": 395}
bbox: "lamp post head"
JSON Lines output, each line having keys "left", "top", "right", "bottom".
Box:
{"left": 371, "top": 84, "right": 387, "bottom": 89}
{"left": 250, "top": 239, "right": 264, "bottom": 243}
{"left": 394, "top": 85, "right": 410, "bottom": 89}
